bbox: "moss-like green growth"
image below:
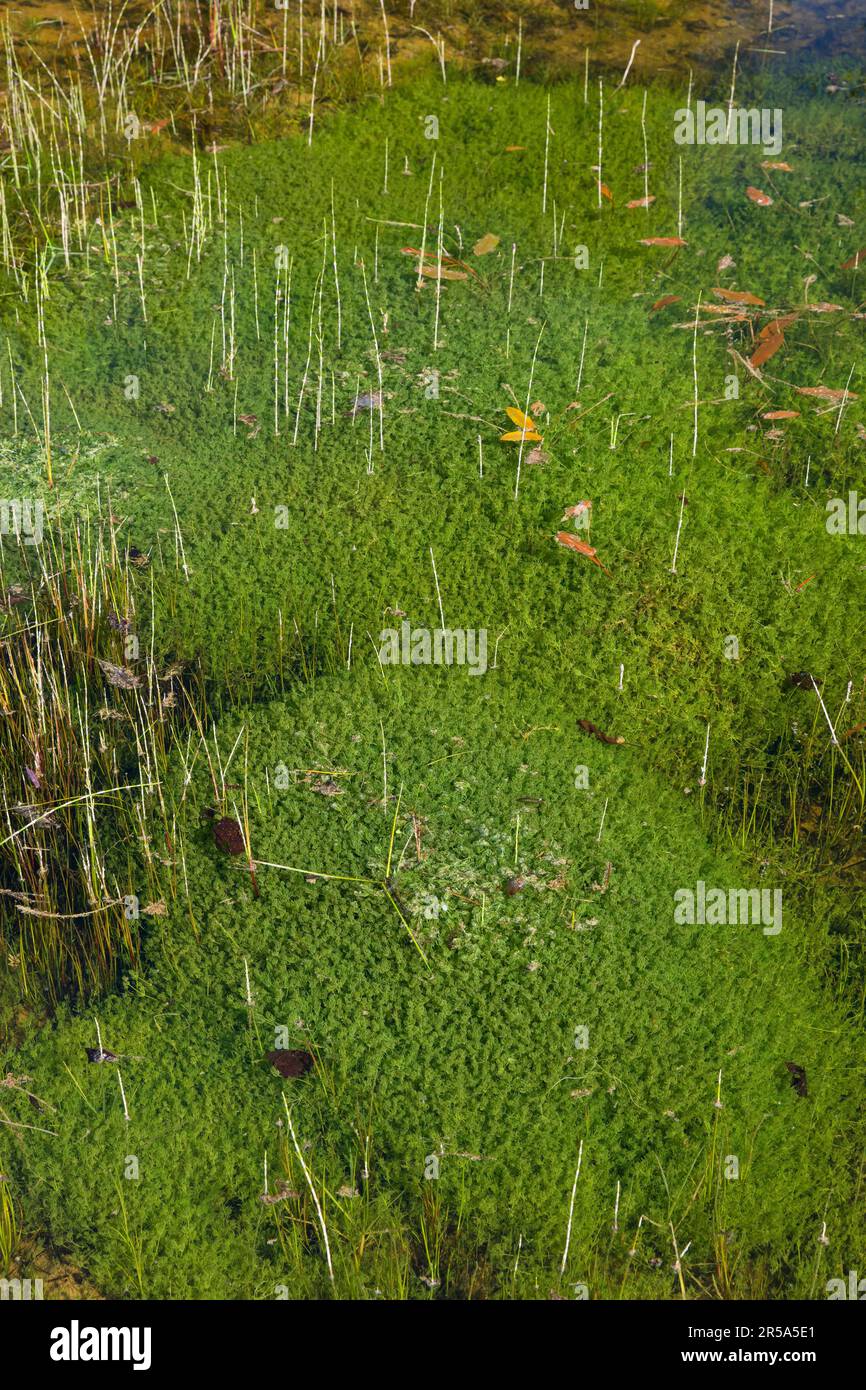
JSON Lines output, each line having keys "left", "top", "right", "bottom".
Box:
{"left": 1, "top": 67, "right": 865, "bottom": 1298}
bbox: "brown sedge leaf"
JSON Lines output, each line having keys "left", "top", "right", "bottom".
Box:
{"left": 712, "top": 287, "right": 766, "bottom": 306}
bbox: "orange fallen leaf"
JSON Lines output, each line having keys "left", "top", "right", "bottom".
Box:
{"left": 795, "top": 573, "right": 816, "bottom": 592}
{"left": 640, "top": 236, "right": 686, "bottom": 247}
{"left": 501, "top": 406, "right": 542, "bottom": 444}
{"left": 795, "top": 385, "right": 859, "bottom": 403}
{"left": 762, "top": 410, "right": 800, "bottom": 420}
{"left": 761, "top": 160, "right": 793, "bottom": 171}
{"left": 472, "top": 232, "right": 500, "bottom": 256}
{"left": 599, "top": 183, "right": 614, "bottom": 202}
{"left": 651, "top": 294, "right": 681, "bottom": 311}
{"left": 555, "top": 531, "right": 611, "bottom": 576}
{"left": 505, "top": 145, "right": 526, "bottom": 152}
{"left": 840, "top": 248, "right": 866, "bottom": 270}
{"left": 750, "top": 334, "right": 786, "bottom": 368}
{"left": 562, "top": 501, "right": 592, "bottom": 521}
{"left": 759, "top": 314, "right": 798, "bottom": 339}
{"left": 712, "top": 287, "right": 766, "bottom": 306}
{"left": 627, "top": 195, "right": 655, "bottom": 208}
{"left": 746, "top": 186, "right": 773, "bottom": 205}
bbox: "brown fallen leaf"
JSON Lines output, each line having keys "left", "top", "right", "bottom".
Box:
{"left": 746, "top": 186, "right": 773, "bottom": 206}
{"left": 717, "top": 253, "right": 736, "bottom": 272}
{"left": 627, "top": 195, "right": 655, "bottom": 208}
{"left": 400, "top": 246, "right": 477, "bottom": 280}
{"left": 802, "top": 301, "right": 844, "bottom": 313}
{"left": 759, "top": 314, "right": 798, "bottom": 339}
{"left": 651, "top": 294, "right": 681, "bottom": 312}
{"left": 795, "top": 385, "right": 859, "bottom": 403}
{"left": 840, "top": 248, "right": 866, "bottom": 270}
{"left": 578, "top": 719, "right": 624, "bottom": 746}
{"left": 702, "top": 304, "right": 750, "bottom": 319}
{"left": 472, "top": 232, "right": 500, "bottom": 256}
{"left": 504, "top": 145, "right": 526, "bottom": 152}
{"left": 763, "top": 410, "right": 800, "bottom": 420}
{"left": 419, "top": 262, "right": 468, "bottom": 281}
{"left": 713, "top": 287, "right": 766, "bottom": 306}
{"left": 761, "top": 160, "right": 793, "bottom": 172}
{"left": 555, "top": 531, "right": 611, "bottom": 576}
{"left": 640, "top": 236, "right": 686, "bottom": 247}
{"left": 750, "top": 334, "right": 786, "bottom": 368}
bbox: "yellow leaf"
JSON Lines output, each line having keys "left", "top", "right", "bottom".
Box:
{"left": 473, "top": 232, "right": 501, "bottom": 256}
{"left": 505, "top": 406, "right": 537, "bottom": 430}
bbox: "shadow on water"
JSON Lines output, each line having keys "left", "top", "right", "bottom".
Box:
{"left": 6, "top": 2, "right": 866, "bottom": 88}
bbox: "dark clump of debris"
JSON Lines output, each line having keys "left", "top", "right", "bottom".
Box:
{"left": 265, "top": 1049, "right": 314, "bottom": 1078}
{"left": 213, "top": 816, "right": 245, "bottom": 855}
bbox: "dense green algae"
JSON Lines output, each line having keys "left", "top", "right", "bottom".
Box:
{"left": 4, "top": 670, "right": 864, "bottom": 1297}
{"left": 1, "top": 66, "right": 865, "bottom": 1296}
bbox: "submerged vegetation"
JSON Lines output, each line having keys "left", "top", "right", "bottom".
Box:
{"left": 0, "top": 1, "right": 865, "bottom": 1299}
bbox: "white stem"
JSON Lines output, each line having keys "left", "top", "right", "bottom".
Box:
{"left": 560, "top": 1139, "right": 584, "bottom": 1275}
